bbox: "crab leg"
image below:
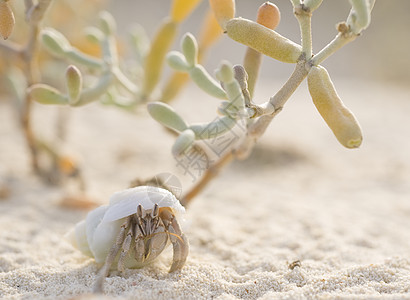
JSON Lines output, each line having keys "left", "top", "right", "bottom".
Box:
{"left": 134, "top": 205, "right": 146, "bottom": 262}
{"left": 117, "top": 225, "right": 133, "bottom": 272}
{"left": 93, "top": 216, "right": 132, "bottom": 293}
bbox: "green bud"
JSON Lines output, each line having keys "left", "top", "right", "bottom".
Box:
{"left": 304, "top": 0, "right": 323, "bottom": 12}
{"left": 189, "top": 65, "right": 227, "bottom": 99}
{"left": 167, "top": 51, "right": 190, "bottom": 72}
{"left": 99, "top": 11, "right": 116, "bottom": 35}
{"left": 28, "top": 84, "right": 68, "bottom": 105}
{"left": 147, "top": 102, "right": 189, "bottom": 132}
{"left": 172, "top": 129, "right": 196, "bottom": 157}
{"left": 181, "top": 33, "right": 198, "bottom": 67}
{"left": 85, "top": 27, "right": 104, "bottom": 44}
{"left": 233, "top": 65, "right": 251, "bottom": 105}
{"left": 224, "top": 79, "right": 245, "bottom": 111}
{"left": 65, "top": 65, "right": 82, "bottom": 105}
{"left": 348, "top": 0, "right": 370, "bottom": 32}
{"left": 41, "top": 28, "right": 70, "bottom": 56}
{"left": 215, "top": 61, "right": 234, "bottom": 83}
{"left": 189, "top": 116, "right": 236, "bottom": 140}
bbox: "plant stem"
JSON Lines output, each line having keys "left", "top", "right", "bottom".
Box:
{"left": 24, "top": 0, "right": 33, "bottom": 15}
{"left": 20, "top": 0, "right": 52, "bottom": 175}
{"left": 21, "top": 26, "right": 41, "bottom": 174}
{"left": 311, "top": 30, "right": 357, "bottom": 66}
{"left": 295, "top": 5, "right": 313, "bottom": 59}
{"left": 74, "top": 72, "right": 113, "bottom": 106}
{"left": 112, "top": 67, "right": 139, "bottom": 95}
{"left": 181, "top": 151, "right": 234, "bottom": 206}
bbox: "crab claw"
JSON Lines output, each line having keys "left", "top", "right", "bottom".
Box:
{"left": 169, "top": 230, "right": 189, "bottom": 272}
{"left": 160, "top": 207, "right": 189, "bottom": 272}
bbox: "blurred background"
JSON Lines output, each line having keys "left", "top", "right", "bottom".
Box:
{"left": 108, "top": 0, "right": 410, "bottom": 86}
{"left": 3, "top": 1, "right": 408, "bottom": 95}
{"left": 1, "top": 0, "right": 408, "bottom": 194}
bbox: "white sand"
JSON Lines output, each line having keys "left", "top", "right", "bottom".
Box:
{"left": 1, "top": 80, "right": 410, "bottom": 299}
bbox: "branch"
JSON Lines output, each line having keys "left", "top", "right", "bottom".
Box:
{"left": 20, "top": 0, "right": 53, "bottom": 174}
{"left": 294, "top": 4, "right": 313, "bottom": 59}
{"left": 26, "top": 0, "right": 52, "bottom": 24}
{"left": 181, "top": 151, "right": 234, "bottom": 206}
{"left": 182, "top": 61, "right": 309, "bottom": 204}
{"left": 0, "top": 40, "right": 22, "bottom": 57}
{"left": 180, "top": 0, "right": 375, "bottom": 204}
{"left": 248, "top": 59, "right": 309, "bottom": 117}
{"left": 311, "top": 23, "right": 357, "bottom": 66}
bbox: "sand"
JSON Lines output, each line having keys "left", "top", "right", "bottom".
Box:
{"left": 1, "top": 79, "right": 410, "bottom": 300}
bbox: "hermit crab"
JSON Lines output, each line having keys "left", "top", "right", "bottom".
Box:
{"left": 66, "top": 186, "right": 189, "bottom": 292}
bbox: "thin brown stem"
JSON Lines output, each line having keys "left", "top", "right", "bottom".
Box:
{"left": 181, "top": 151, "right": 234, "bottom": 206}
{"left": 21, "top": 26, "right": 41, "bottom": 173}
{"left": 294, "top": 4, "right": 313, "bottom": 59}
{"left": 24, "top": 0, "right": 34, "bottom": 15}
{"left": 18, "top": 0, "right": 52, "bottom": 175}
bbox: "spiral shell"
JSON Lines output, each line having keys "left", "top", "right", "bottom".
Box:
{"left": 66, "top": 186, "right": 185, "bottom": 266}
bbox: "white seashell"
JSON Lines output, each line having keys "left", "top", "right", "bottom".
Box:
{"left": 103, "top": 186, "right": 185, "bottom": 223}
{"left": 65, "top": 220, "right": 92, "bottom": 257}
{"left": 66, "top": 186, "right": 185, "bottom": 267}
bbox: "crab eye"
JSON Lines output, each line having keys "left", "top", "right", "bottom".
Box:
{"left": 137, "top": 204, "right": 144, "bottom": 217}
{"left": 152, "top": 204, "right": 159, "bottom": 218}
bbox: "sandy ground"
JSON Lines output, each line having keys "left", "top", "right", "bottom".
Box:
{"left": 1, "top": 78, "right": 410, "bottom": 299}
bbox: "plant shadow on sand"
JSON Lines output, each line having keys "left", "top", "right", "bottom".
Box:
{"left": 231, "top": 142, "right": 310, "bottom": 171}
